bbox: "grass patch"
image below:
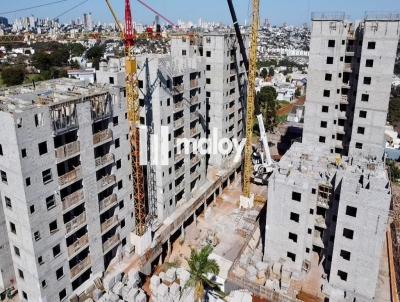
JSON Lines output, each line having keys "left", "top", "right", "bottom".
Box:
{"left": 277, "top": 114, "right": 288, "bottom": 124}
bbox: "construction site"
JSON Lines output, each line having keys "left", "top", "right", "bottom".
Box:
{"left": 0, "top": 1, "right": 400, "bottom": 302}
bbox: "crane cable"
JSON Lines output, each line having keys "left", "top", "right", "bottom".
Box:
{"left": 0, "top": 0, "right": 71, "bottom": 15}
{"left": 55, "top": 0, "right": 89, "bottom": 19}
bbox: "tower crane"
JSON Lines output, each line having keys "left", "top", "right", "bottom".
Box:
{"left": 227, "top": 0, "right": 261, "bottom": 204}
{"left": 104, "top": 0, "right": 147, "bottom": 237}
{"left": 242, "top": 0, "right": 260, "bottom": 200}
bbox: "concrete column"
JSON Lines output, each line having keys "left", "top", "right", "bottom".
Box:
{"left": 193, "top": 212, "right": 197, "bottom": 226}
{"left": 167, "top": 238, "right": 171, "bottom": 257}
{"left": 180, "top": 225, "right": 185, "bottom": 241}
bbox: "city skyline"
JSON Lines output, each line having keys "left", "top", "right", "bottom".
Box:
{"left": 0, "top": 0, "right": 399, "bottom": 26}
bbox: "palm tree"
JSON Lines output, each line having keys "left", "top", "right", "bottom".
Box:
{"left": 181, "top": 245, "right": 225, "bottom": 302}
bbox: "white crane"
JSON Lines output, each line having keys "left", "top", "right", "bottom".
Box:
{"left": 253, "top": 114, "right": 275, "bottom": 184}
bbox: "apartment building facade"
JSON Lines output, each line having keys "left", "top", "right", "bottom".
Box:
{"left": 264, "top": 143, "right": 391, "bottom": 301}
{"left": 171, "top": 32, "right": 247, "bottom": 169}
{"left": 0, "top": 196, "right": 14, "bottom": 293}
{"left": 302, "top": 13, "right": 400, "bottom": 159}
{"left": 264, "top": 13, "right": 399, "bottom": 302}
{"left": 135, "top": 53, "right": 207, "bottom": 224}
{"left": 0, "top": 78, "right": 134, "bottom": 301}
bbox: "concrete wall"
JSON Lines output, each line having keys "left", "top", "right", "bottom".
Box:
{"left": 329, "top": 168, "right": 390, "bottom": 301}
{"left": 264, "top": 169, "right": 318, "bottom": 273}
{"left": 0, "top": 82, "right": 134, "bottom": 301}
{"left": 303, "top": 20, "right": 348, "bottom": 153}
{"left": 304, "top": 18, "right": 400, "bottom": 160}
{"left": 349, "top": 20, "right": 400, "bottom": 159}
{"left": 136, "top": 54, "right": 207, "bottom": 224}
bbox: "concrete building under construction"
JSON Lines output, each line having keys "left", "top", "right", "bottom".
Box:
{"left": 264, "top": 13, "right": 399, "bottom": 302}
{"left": 0, "top": 78, "right": 135, "bottom": 301}
{"left": 0, "top": 31, "right": 248, "bottom": 301}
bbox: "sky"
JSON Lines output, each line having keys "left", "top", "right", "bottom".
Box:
{"left": 1, "top": 0, "right": 400, "bottom": 26}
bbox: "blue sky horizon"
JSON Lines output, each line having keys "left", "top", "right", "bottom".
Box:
{"left": 1, "top": 0, "right": 400, "bottom": 26}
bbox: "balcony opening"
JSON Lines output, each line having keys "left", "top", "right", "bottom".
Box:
{"left": 54, "top": 130, "right": 78, "bottom": 149}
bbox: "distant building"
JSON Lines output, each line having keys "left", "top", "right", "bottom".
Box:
{"left": 67, "top": 68, "right": 96, "bottom": 83}
{"left": 0, "top": 17, "right": 8, "bottom": 27}
{"left": 83, "top": 13, "right": 93, "bottom": 30}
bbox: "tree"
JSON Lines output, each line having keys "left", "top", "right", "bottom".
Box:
{"left": 257, "top": 59, "right": 277, "bottom": 69}
{"left": 268, "top": 66, "right": 275, "bottom": 77}
{"left": 295, "top": 87, "right": 301, "bottom": 97}
{"left": 387, "top": 160, "right": 400, "bottom": 181}
{"left": 86, "top": 45, "right": 105, "bottom": 70}
{"left": 1, "top": 67, "right": 25, "bottom": 86}
{"left": 388, "top": 97, "right": 400, "bottom": 127}
{"left": 32, "top": 52, "right": 53, "bottom": 71}
{"left": 181, "top": 245, "right": 224, "bottom": 302}
{"left": 68, "top": 43, "right": 86, "bottom": 57}
{"left": 51, "top": 47, "right": 69, "bottom": 66}
{"left": 256, "top": 86, "right": 278, "bottom": 132}
{"left": 70, "top": 60, "right": 81, "bottom": 69}
{"left": 260, "top": 68, "right": 268, "bottom": 79}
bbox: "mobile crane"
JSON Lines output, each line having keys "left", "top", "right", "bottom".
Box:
{"left": 253, "top": 114, "right": 275, "bottom": 185}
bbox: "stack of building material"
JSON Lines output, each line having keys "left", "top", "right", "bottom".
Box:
{"left": 154, "top": 283, "right": 169, "bottom": 302}
{"left": 281, "top": 266, "right": 292, "bottom": 291}
{"left": 98, "top": 271, "right": 147, "bottom": 302}
{"left": 176, "top": 268, "right": 190, "bottom": 285}
{"left": 150, "top": 268, "right": 196, "bottom": 302}
{"left": 270, "top": 262, "right": 282, "bottom": 280}
{"left": 255, "top": 261, "right": 268, "bottom": 279}
{"left": 164, "top": 268, "right": 177, "bottom": 283}
{"left": 169, "top": 283, "right": 181, "bottom": 301}
{"left": 246, "top": 265, "right": 257, "bottom": 282}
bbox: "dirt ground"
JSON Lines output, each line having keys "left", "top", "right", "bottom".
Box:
{"left": 165, "top": 176, "right": 266, "bottom": 271}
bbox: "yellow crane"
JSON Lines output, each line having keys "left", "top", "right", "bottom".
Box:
{"left": 242, "top": 0, "right": 260, "bottom": 198}
{"left": 105, "top": 0, "right": 147, "bottom": 236}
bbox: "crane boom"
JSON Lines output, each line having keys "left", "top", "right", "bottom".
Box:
{"left": 226, "top": 0, "right": 249, "bottom": 75}
{"left": 105, "top": 0, "right": 124, "bottom": 33}
{"left": 242, "top": 0, "right": 260, "bottom": 198}
{"left": 257, "top": 114, "right": 273, "bottom": 166}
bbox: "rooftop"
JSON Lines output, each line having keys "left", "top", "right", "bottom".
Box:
{"left": 276, "top": 143, "right": 390, "bottom": 192}
{"left": 311, "top": 12, "right": 347, "bottom": 22}
{"left": 0, "top": 78, "right": 112, "bottom": 113}
{"left": 311, "top": 11, "right": 400, "bottom": 22}
{"left": 364, "top": 11, "right": 400, "bottom": 21}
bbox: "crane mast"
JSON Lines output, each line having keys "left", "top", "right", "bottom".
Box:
{"left": 105, "top": 0, "right": 147, "bottom": 236}
{"left": 242, "top": 0, "right": 260, "bottom": 198}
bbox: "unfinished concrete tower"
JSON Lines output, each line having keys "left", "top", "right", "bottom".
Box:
{"left": 0, "top": 77, "right": 134, "bottom": 302}
{"left": 135, "top": 52, "right": 207, "bottom": 225}
{"left": 171, "top": 32, "right": 247, "bottom": 169}
{"left": 264, "top": 12, "right": 399, "bottom": 302}
{"left": 303, "top": 13, "right": 400, "bottom": 159}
